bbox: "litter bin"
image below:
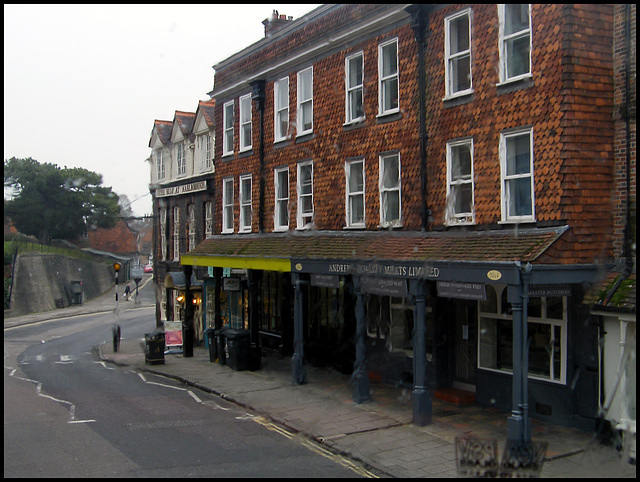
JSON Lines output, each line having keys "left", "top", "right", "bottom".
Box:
{"left": 145, "top": 331, "right": 165, "bottom": 365}
{"left": 70, "top": 280, "right": 83, "bottom": 305}
{"left": 215, "top": 328, "right": 227, "bottom": 366}
{"left": 225, "top": 329, "right": 251, "bottom": 371}
{"left": 206, "top": 328, "right": 217, "bottom": 363}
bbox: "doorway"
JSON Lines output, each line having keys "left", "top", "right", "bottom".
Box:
{"left": 453, "top": 300, "right": 477, "bottom": 391}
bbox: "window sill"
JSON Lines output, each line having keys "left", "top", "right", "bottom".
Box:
{"left": 376, "top": 111, "right": 402, "bottom": 124}
{"left": 295, "top": 132, "right": 314, "bottom": 144}
{"left": 496, "top": 75, "right": 534, "bottom": 94}
{"left": 343, "top": 118, "right": 366, "bottom": 131}
{"left": 443, "top": 89, "right": 474, "bottom": 102}
{"left": 273, "top": 227, "right": 289, "bottom": 233}
{"left": 343, "top": 225, "right": 366, "bottom": 230}
{"left": 377, "top": 221, "right": 403, "bottom": 230}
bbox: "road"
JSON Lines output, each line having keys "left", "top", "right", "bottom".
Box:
{"left": 4, "top": 301, "right": 366, "bottom": 477}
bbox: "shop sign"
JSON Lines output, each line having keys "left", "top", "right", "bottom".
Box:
{"left": 164, "top": 320, "right": 183, "bottom": 347}
{"left": 528, "top": 284, "right": 571, "bottom": 297}
{"left": 437, "top": 281, "right": 487, "bottom": 301}
{"left": 311, "top": 274, "right": 339, "bottom": 288}
{"left": 223, "top": 277, "right": 241, "bottom": 292}
{"left": 361, "top": 277, "right": 407, "bottom": 297}
{"left": 324, "top": 261, "right": 439, "bottom": 279}
{"left": 156, "top": 180, "right": 207, "bottom": 198}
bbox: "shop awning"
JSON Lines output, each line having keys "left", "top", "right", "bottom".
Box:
{"left": 181, "top": 226, "right": 572, "bottom": 282}
{"left": 164, "top": 271, "right": 202, "bottom": 289}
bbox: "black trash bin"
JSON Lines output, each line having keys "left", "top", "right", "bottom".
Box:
{"left": 206, "top": 328, "right": 216, "bottom": 363}
{"left": 215, "top": 328, "right": 227, "bottom": 366}
{"left": 145, "top": 331, "right": 165, "bottom": 365}
{"left": 225, "top": 329, "right": 251, "bottom": 371}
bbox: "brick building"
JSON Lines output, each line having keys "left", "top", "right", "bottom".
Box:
{"left": 152, "top": 4, "right": 629, "bottom": 435}
{"left": 148, "top": 100, "right": 215, "bottom": 347}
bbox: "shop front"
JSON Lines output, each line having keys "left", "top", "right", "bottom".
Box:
{"left": 181, "top": 229, "right": 605, "bottom": 434}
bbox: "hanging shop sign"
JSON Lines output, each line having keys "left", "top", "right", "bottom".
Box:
{"left": 310, "top": 274, "right": 339, "bottom": 288}
{"left": 361, "top": 277, "right": 408, "bottom": 297}
{"left": 437, "top": 281, "right": 487, "bottom": 301}
{"left": 155, "top": 180, "right": 207, "bottom": 198}
{"left": 223, "top": 277, "right": 241, "bottom": 292}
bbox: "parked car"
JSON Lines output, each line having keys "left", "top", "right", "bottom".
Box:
{"left": 144, "top": 264, "right": 153, "bottom": 273}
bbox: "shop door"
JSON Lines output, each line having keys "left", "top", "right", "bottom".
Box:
{"left": 454, "top": 301, "right": 477, "bottom": 389}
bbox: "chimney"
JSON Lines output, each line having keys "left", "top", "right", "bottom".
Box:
{"left": 262, "top": 10, "right": 294, "bottom": 37}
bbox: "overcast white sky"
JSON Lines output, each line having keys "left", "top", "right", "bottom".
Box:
{"left": 4, "top": 4, "right": 320, "bottom": 216}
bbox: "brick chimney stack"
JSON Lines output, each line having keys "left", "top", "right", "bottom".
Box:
{"left": 262, "top": 10, "right": 294, "bottom": 37}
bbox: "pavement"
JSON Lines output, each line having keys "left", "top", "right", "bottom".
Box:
{"left": 5, "top": 285, "right": 636, "bottom": 478}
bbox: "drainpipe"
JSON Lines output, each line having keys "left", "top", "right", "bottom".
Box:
{"left": 250, "top": 80, "right": 266, "bottom": 233}
{"left": 406, "top": 5, "right": 430, "bottom": 230}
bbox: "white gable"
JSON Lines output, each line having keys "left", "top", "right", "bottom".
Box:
{"left": 170, "top": 122, "right": 184, "bottom": 143}
{"left": 193, "top": 111, "right": 211, "bottom": 135}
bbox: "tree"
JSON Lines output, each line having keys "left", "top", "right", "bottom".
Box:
{"left": 4, "top": 157, "right": 120, "bottom": 244}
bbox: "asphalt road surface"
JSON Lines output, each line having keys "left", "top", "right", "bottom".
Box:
{"left": 4, "top": 305, "right": 368, "bottom": 477}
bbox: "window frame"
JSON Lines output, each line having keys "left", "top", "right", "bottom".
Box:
{"left": 274, "top": 77, "right": 290, "bottom": 142}
{"left": 176, "top": 142, "right": 186, "bottom": 176}
{"left": 378, "top": 38, "right": 400, "bottom": 117}
{"left": 223, "top": 100, "right": 235, "bottom": 156}
{"left": 274, "top": 167, "right": 290, "bottom": 231}
{"left": 204, "top": 201, "right": 213, "bottom": 238}
{"left": 345, "top": 158, "right": 366, "bottom": 228}
{"left": 498, "top": 4, "right": 532, "bottom": 84}
{"left": 296, "top": 160, "right": 314, "bottom": 229}
{"left": 156, "top": 149, "right": 165, "bottom": 180}
{"left": 478, "top": 285, "right": 567, "bottom": 384}
{"left": 297, "top": 67, "right": 313, "bottom": 136}
{"left": 345, "top": 52, "right": 365, "bottom": 124}
{"left": 446, "top": 138, "right": 475, "bottom": 225}
{"left": 188, "top": 204, "right": 196, "bottom": 251}
{"left": 379, "top": 152, "right": 402, "bottom": 228}
{"left": 239, "top": 174, "right": 252, "bottom": 233}
{"left": 160, "top": 208, "right": 167, "bottom": 261}
{"left": 222, "top": 177, "right": 234, "bottom": 234}
{"left": 500, "top": 127, "right": 535, "bottom": 223}
{"left": 444, "top": 8, "right": 473, "bottom": 99}
{"left": 173, "top": 206, "right": 180, "bottom": 261}
{"left": 239, "top": 93, "right": 252, "bottom": 152}
{"left": 198, "top": 132, "right": 213, "bottom": 171}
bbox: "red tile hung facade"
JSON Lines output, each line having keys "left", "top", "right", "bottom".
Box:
{"left": 211, "top": 4, "right": 616, "bottom": 266}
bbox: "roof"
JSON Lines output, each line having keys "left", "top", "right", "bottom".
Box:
{"left": 149, "top": 120, "right": 172, "bottom": 147}
{"left": 584, "top": 270, "right": 636, "bottom": 313}
{"left": 196, "top": 100, "right": 215, "bottom": 128}
{"left": 173, "top": 111, "right": 196, "bottom": 138}
{"left": 182, "top": 226, "right": 569, "bottom": 272}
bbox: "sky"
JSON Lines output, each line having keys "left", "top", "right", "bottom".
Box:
{"left": 4, "top": 4, "right": 321, "bottom": 217}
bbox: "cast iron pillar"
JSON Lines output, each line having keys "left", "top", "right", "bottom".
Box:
{"left": 182, "top": 264, "right": 194, "bottom": 357}
{"left": 291, "top": 273, "right": 307, "bottom": 385}
{"left": 411, "top": 279, "right": 432, "bottom": 426}
{"left": 352, "top": 276, "right": 371, "bottom": 403}
{"left": 507, "top": 263, "right": 532, "bottom": 443}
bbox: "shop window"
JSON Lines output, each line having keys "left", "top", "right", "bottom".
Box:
{"left": 478, "top": 285, "right": 567, "bottom": 383}
{"left": 367, "top": 295, "right": 413, "bottom": 355}
{"left": 261, "top": 272, "right": 283, "bottom": 334}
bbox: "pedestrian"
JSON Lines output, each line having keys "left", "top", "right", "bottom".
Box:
{"left": 124, "top": 282, "right": 131, "bottom": 301}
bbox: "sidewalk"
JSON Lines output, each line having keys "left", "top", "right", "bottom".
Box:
{"left": 5, "top": 289, "right": 635, "bottom": 478}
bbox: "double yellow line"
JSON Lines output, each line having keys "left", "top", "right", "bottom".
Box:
{"left": 250, "top": 415, "right": 378, "bottom": 478}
